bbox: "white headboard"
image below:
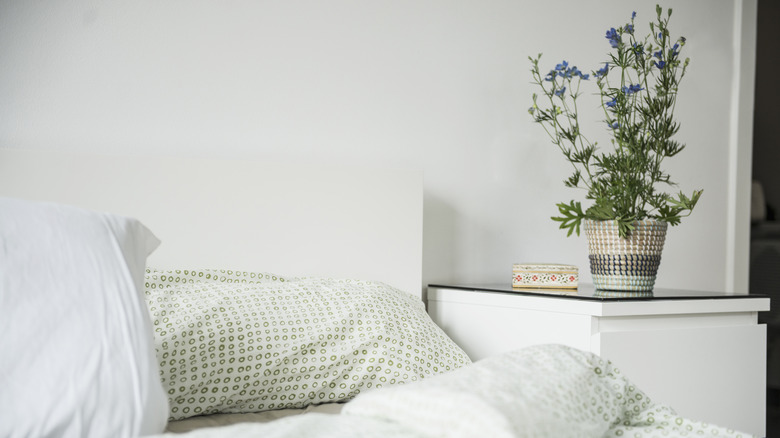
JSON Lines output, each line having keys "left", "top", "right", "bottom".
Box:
{"left": 0, "top": 148, "right": 423, "bottom": 297}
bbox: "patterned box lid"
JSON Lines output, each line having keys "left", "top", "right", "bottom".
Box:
{"left": 512, "top": 263, "right": 578, "bottom": 289}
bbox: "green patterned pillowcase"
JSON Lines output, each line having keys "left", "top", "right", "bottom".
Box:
{"left": 144, "top": 269, "right": 471, "bottom": 420}
{"left": 145, "top": 268, "right": 292, "bottom": 289}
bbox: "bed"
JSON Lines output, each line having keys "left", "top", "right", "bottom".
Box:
{"left": 0, "top": 148, "right": 754, "bottom": 438}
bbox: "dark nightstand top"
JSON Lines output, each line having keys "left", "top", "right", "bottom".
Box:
{"left": 428, "top": 282, "right": 768, "bottom": 302}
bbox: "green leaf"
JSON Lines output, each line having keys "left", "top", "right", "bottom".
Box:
{"left": 551, "top": 200, "right": 585, "bottom": 237}
{"left": 617, "top": 218, "right": 636, "bottom": 238}
{"left": 564, "top": 170, "right": 581, "bottom": 188}
{"left": 585, "top": 199, "right": 615, "bottom": 220}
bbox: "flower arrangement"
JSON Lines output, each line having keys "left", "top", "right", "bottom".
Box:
{"left": 528, "top": 5, "right": 702, "bottom": 238}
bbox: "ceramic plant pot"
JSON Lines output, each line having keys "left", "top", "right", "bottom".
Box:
{"left": 583, "top": 219, "right": 668, "bottom": 293}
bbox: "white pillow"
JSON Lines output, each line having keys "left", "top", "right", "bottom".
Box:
{"left": 0, "top": 198, "right": 168, "bottom": 437}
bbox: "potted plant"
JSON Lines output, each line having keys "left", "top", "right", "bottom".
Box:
{"left": 528, "top": 5, "right": 702, "bottom": 293}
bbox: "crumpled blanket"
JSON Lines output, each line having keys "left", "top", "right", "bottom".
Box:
{"left": 150, "top": 344, "right": 754, "bottom": 438}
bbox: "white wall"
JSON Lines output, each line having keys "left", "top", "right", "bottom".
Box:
{"left": 0, "top": 0, "right": 755, "bottom": 293}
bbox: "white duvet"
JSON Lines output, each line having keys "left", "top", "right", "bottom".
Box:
{"left": 149, "top": 344, "right": 753, "bottom": 438}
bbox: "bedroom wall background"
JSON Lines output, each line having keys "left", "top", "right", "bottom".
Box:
{"left": 0, "top": 0, "right": 756, "bottom": 293}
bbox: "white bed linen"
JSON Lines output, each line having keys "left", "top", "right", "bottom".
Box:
{"left": 150, "top": 345, "right": 753, "bottom": 438}
{"left": 165, "top": 403, "right": 344, "bottom": 434}
{"left": 0, "top": 198, "right": 168, "bottom": 438}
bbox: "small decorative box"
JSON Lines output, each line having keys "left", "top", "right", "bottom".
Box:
{"left": 512, "top": 263, "right": 578, "bottom": 289}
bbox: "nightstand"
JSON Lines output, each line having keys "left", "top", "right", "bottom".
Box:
{"left": 427, "top": 283, "right": 770, "bottom": 437}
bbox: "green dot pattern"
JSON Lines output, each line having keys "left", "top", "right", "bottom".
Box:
{"left": 144, "top": 269, "right": 471, "bottom": 421}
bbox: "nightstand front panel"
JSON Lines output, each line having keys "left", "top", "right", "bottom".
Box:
{"left": 428, "top": 299, "right": 593, "bottom": 361}
{"left": 597, "top": 324, "right": 766, "bottom": 436}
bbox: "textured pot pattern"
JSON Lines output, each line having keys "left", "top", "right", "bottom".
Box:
{"left": 583, "top": 219, "right": 668, "bottom": 292}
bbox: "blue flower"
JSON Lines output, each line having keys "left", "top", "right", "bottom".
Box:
{"left": 653, "top": 50, "right": 663, "bottom": 60}
{"left": 608, "top": 121, "right": 619, "bottom": 129}
{"left": 545, "top": 71, "right": 556, "bottom": 81}
{"left": 631, "top": 11, "right": 637, "bottom": 20}
{"left": 622, "top": 84, "right": 644, "bottom": 95}
{"left": 554, "top": 87, "right": 567, "bottom": 97}
{"left": 606, "top": 28, "right": 621, "bottom": 48}
{"left": 655, "top": 61, "right": 666, "bottom": 69}
{"left": 606, "top": 97, "right": 617, "bottom": 108}
{"left": 555, "top": 61, "right": 569, "bottom": 71}
{"left": 671, "top": 43, "right": 680, "bottom": 58}
{"left": 633, "top": 43, "right": 644, "bottom": 55}
{"left": 567, "top": 66, "right": 587, "bottom": 80}
{"left": 624, "top": 24, "right": 634, "bottom": 34}
{"left": 594, "top": 63, "right": 609, "bottom": 78}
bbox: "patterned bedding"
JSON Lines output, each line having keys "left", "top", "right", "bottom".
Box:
{"left": 151, "top": 344, "right": 753, "bottom": 438}
{"left": 144, "top": 269, "right": 471, "bottom": 420}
